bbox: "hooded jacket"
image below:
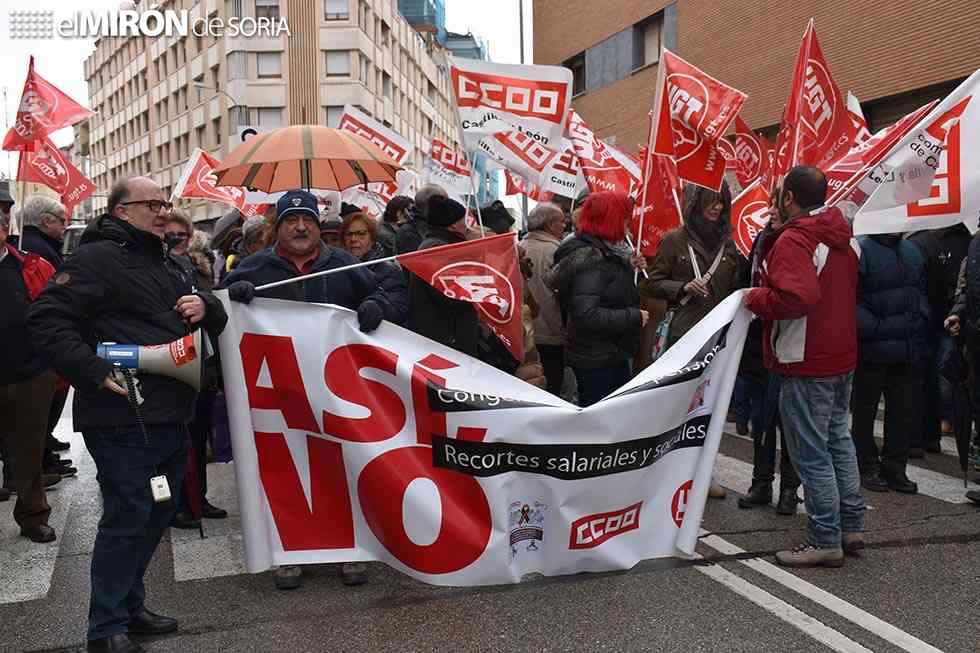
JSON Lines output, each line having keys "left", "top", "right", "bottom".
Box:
{"left": 27, "top": 214, "right": 228, "bottom": 429}
{"left": 744, "top": 205, "right": 858, "bottom": 377}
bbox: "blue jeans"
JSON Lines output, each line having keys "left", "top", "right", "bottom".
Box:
{"left": 83, "top": 424, "right": 187, "bottom": 641}
{"left": 574, "top": 361, "right": 631, "bottom": 407}
{"left": 780, "top": 373, "right": 866, "bottom": 549}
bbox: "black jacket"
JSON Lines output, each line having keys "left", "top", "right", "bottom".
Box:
{"left": 546, "top": 234, "right": 642, "bottom": 369}
{"left": 395, "top": 219, "right": 427, "bottom": 255}
{"left": 377, "top": 221, "right": 398, "bottom": 257}
{"left": 222, "top": 243, "right": 395, "bottom": 317}
{"left": 0, "top": 250, "right": 48, "bottom": 384}
{"left": 362, "top": 242, "right": 408, "bottom": 324}
{"left": 406, "top": 227, "right": 480, "bottom": 357}
{"left": 909, "top": 225, "right": 971, "bottom": 331}
{"left": 18, "top": 225, "right": 64, "bottom": 268}
{"left": 27, "top": 215, "right": 228, "bottom": 429}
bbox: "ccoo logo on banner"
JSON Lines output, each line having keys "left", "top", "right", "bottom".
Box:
{"left": 217, "top": 291, "right": 751, "bottom": 585}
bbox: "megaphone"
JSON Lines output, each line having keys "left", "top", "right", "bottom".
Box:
{"left": 96, "top": 330, "right": 203, "bottom": 391}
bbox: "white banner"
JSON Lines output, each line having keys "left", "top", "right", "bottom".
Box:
{"left": 217, "top": 291, "right": 751, "bottom": 585}
{"left": 339, "top": 105, "right": 414, "bottom": 165}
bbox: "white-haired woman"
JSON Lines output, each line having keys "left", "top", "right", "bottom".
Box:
{"left": 18, "top": 195, "right": 68, "bottom": 268}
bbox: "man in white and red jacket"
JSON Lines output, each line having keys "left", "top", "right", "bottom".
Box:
{"left": 744, "top": 166, "right": 866, "bottom": 569}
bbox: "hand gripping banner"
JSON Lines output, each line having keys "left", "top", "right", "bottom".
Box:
{"left": 217, "top": 290, "right": 751, "bottom": 585}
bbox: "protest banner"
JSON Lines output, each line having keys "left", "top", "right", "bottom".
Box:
{"left": 339, "top": 105, "right": 414, "bottom": 165}
{"left": 217, "top": 290, "right": 751, "bottom": 583}
{"left": 3, "top": 56, "right": 93, "bottom": 151}
{"left": 17, "top": 135, "right": 96, "bottom": 218}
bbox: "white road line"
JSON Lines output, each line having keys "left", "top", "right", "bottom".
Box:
{"left": 694, "top": 560, "right": 873, "bottom": 653}
{"left": 699, "top": 532, "right": 947, "bottom": 653}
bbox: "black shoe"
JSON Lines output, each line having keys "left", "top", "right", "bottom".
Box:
{"left": 341, "top": 562, "right": 368, "bottom": 586}
{"left": 43, "top": 473, "right": 62, "bottom": 488}
{"left": 128, "top": 606, "right": 178, "bottom": 635}
{"left": 924, "top": 441, "right": 942, "bottom": 454}
{"left": 966, "top": 489, "right": 980, "bottom": 504}
{"left": 736, "top": 422, "right": 749, "bottom": 436}
{"left": 908, "top": 447, "right": 925, "bottom": 459}
{"left": 21, "top": 524, "right": 56, "bottom": 543}
{"left": 45, "top": 463, "right": 77, "bottom": 477}
{"left": 776, "top": 487, "right": 800, "bottom": 515}
{"left": 883, "top": 471, "right": 918, "bottom": 494}
{"left": 0, "top": 487, "right": 9, "bottom": 502}
{"left": 861, "top": 472, "right": 889, "bottom": 492}
{"left": 87, "top": 633, "right": 144, "bottom": 653}
{"left": 201, "top": 500, "right": 228, "bottom": 520}
{"left": 47, "top": 435, "right": 71, "bottom": 452}
{"left": 170, "top": 512, "right": 201, "bottom": 530}
{"left": 737, "top": 483, "right": 772, "bottom": 509}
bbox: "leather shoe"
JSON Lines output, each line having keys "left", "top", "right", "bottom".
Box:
{"left": 776, "top": 487, "right": 800, "bottom": 515}
{"left": 128, "top": 606, "right": 178, "bottom": 635}
{"left": 87, "top": 633, "right": 144, "bottom": 652}
{"left": 201, "top": 500, "right": 228, "bottom": 519}
{"left": 47, "top": 436, "right": 71, "bottom": 452}
{"left": 21, "top": 524, "right": 56, "bottom": 543}
{"left": 883, "top": 471, "right": 918, "bottom": 494}
{"left": 737, "top": 482, "right": 772, "bottom": 509}
{"left": 170, "top": 512, "right": 201, "bottom": 530}
{"left": 43, "top": 473, "right": 62, "bottom": 488}
{"left": 46, "top": 462, "right": 77, "bottom": 477}
{"left": 861, "top": 471, "right": 889, "bottom": 492}
{"left": 0, "top": 487, "right": 10, "bottom": 502}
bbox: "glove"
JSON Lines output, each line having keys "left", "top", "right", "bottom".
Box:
{"left": 227, "top": 280, "right": 256, "bottom": 304}
{"left": 357, "top": 300, "right": 385, "bottom": 333}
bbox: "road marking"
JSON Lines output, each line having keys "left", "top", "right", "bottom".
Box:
{"left": 700, "top": 532, "right": 946, "bottom": 653}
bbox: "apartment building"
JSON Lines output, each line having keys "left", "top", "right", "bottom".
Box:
{"left": 82, "top": 0, "right": 464, "bottom": 224}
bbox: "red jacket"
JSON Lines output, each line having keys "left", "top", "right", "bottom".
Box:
{"left": 744, "top": 206, "right": 858, "bottom": 378}
{"left": 7, "top": 244, "right": 55, "bottom": 299}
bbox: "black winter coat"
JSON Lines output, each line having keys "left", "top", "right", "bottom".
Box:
{"left": 406, "top": 227, "right": 480, "bottom": 357}
{"left": 362, "top": 242, "right": 409, "bottom": 324}
{"left": 856, "top": 235, "right": 929, "bottom": 364}
{"left": 909, "top": 224, "right": 971, "bottom": 331}
{"left": 395, "top": 219, "right": 427, "bottom": 255}
{"left": 0, "top": 250, "right": 48, "bottom": 384}
{"left": 546, "top": 234, "right": 642, "bottom": 369}
{"left": 18, "top": 225, "right": 64, "bottom": 268}
{"left": 377, "top": 221, "right": 398, "bottom": 257}
{"left": 222, "top": 243, "right": 395, "bottom": 319}
{"left": 27, "top": 215, "right": 228, "bottom": 429}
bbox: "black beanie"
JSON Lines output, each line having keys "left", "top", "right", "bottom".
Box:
{"left": 426, "top": 195, "right": 467, "bottom": 228}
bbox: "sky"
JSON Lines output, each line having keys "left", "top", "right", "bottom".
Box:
{"left": 0, "top": 0, "right": 533, "bottom": 210}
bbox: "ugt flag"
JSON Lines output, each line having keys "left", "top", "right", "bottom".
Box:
{"left": 652, "top": 50, "right": 747, "bottom": 191}
{"left": 172, "top": 149, "right": 265, "bottom": 218}
{"left": 567, "top": 111, "right": 640, "bottom": 197}
{"left": 730, "top": 180, "right": 771, "bottom": 259}
{"left": 847, "top": 92, "right": 873, "bottom": 145}
{"left": 17, "top": 135, "right": 96, "bottom": 218}
{"left": 734, "top": 116, "right": 766, "bottom": 189}
{"left": 398, "top": 233, "right": 525, "bottom": 362}
{"left": 3, "top": 57, "right": 93, "bottom": 152}
{"left": 631, "top": 143, "right": 682, "bottom": 257}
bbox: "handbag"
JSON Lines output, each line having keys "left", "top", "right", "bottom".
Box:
{"left": 651, "top": 244, "right": 726, "bottom": 361}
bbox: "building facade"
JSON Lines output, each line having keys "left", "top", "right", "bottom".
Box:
{"left": 533, "top": 0, "right": 980, "bottom": 155}
{"left": 82, "top": 0, "right": 466, "bottom": 224}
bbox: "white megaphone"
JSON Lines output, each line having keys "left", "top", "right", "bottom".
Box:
{"left": 96, "top": 330, "right": 204, "bottom": 391}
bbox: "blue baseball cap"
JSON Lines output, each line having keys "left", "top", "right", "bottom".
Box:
{"left": 276, "top": 190, "right": 320, "bottom": 227}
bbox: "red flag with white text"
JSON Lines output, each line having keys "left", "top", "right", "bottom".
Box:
{"left": 338, "top": 105, "right": 413, "bottom": 165}
{"left": 847, "top": 92, "right": 873, "bottom": 145}
{"left": 734, "top": 116, "right": 765, "bottom": 188}
{"left": 630, "top": 142, "right": 683, "bottom": 257}
{"left": 17, "top": 136, "right": 95, "bottom": 218}
{"left": 730, "top": 180, "right": 771, "bottom": 258}
{"left": 172, "top": 149, "right": 265, "bottom": 217}
{"left": 398, "top": 233, "right": 524, "bottom": 361}
{"left": 505, "top": 171, "right": 554, "bottom": 202}
{"left": 652, "top": 50, "right": 747, "bottom": 191}
{"left": 567, "top": 110, "right": 641, "bottom": 196}
{"left": 423, "top": 139, "right": 473, "bottom": 196}
{"left": 3, "top": 57, "right": 94, "bottom": 152}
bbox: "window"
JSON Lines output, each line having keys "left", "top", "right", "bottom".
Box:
{"left": 325, "top": 106, "right": 343, "bottom": 128}
{"left": 228, "top": 51, "right": 247, "bottom": 80}
{"left": 634, "top": 15, "right": 662, "bottom": 70}
{"left": 193, "top": 74, "right": 205, "bottom": 102}
{"left": 229, "top": 106, "right": 248, "bottom": 131}
{"left": 257, "top": 52, "right": 281, "bottom": 78}
{"left": 359, "top": 55, "right": 370, "bottom": 84}
{"left": 212, "top": 117, "right": 222, "bottom": 145}
{"left": 382, "top": 72, "right": 392, "bottom": 100}
{"left": 324, "top": 0, "right": 349, "bottom": 20}
{"left": 325, "top": 51, "right": 351, "bottom": 77}
{"left": 195, "top": 125, "right": 206, "bottom": 148}
{"left": 256, "top": 107, "right": 283, "bottom": 128}
{"left": 225, "top": 0, "right": 243, "bottom": 19}
{"left": 381, "top": 21, "right": 390, "bottom": 48}
{"left": 255, "top": 0, "right": 280, "bottom": 20}
{"left": 565, "top": 53, "right": 586, "bottom": 96}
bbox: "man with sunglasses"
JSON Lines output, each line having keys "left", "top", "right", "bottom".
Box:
{"left": 28, "top": 176, "right": 228, "bottom": 653}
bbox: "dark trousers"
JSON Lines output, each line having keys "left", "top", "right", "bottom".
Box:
{"left": 734, "top": 375, "right": 766, "bottom": 432}
{"left": 0, "top": 371, "right": 56, "bottom": 529}
{"left": 851, "top": 360, "right": 919, "bottom": 475}
{"left": 46, "top": 387, "right": 69, "bottom": 440}
{"left": 538, "top": 344, "right": 565, "bottom": 397}
{"left": 178, "top": 390, "right": 216, "bottom": 512}
{"left": 574, "top": 361, "right": 631, "bottom": 407}
{"left": 751, "top": 374, "right": 799, "bottom": 488}
{"left": 83, "top": 424, "right": 186, "bottom": 641}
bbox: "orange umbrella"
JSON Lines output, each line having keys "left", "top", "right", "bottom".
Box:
{"left": 212, "top": 124, "right": 402, "bottom": 192}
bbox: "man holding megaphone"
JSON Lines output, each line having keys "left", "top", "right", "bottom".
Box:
{"left": 28, "top": 176, "right": 227, "bottom": 653}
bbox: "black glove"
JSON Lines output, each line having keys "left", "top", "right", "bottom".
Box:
{"left": 357, "top": 300, "right": 385, "bottom": 333}
{"left": 227, "top": 280, "right": 256, "bottom": 304}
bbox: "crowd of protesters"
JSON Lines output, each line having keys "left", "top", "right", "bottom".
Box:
{"left": 3, "top": 163, "right": 980, "bottom": 650}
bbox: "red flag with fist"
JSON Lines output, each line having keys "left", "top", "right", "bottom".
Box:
{"left": 3, "top": 57, "right": 93, "bottom": 152}
{"left": 398, "top": 233, "right": 524, "bottom": 362}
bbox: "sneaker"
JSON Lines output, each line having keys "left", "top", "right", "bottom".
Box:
{"left": 861, "top": 472, "right": 889, "bottom": 492}
{"left": 883, "top": 471, "right": 918, "bottom": 494}
{"left": 775, "top": 543, "right": 844, "bottom": 568}
{"left": 737, "top": 482, "right": 772, "bottom": 509}
{"left": 775, "top": 486, "right": 800, "bottom": 515}
{"left": 341, "top": 562, "right": 368, "bottom": 586}
{"left": 274, "top": 565, "right": 303, "bottom": 590}
{"left": 842, "top": 532, "right": 865, "bottom": 555}
{"left": 708, "top": 482, "right": 727, "bottom": 500}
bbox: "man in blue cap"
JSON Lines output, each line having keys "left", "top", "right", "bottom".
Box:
{"left": 221, "top": 189, "right": 396, "bottom": 589}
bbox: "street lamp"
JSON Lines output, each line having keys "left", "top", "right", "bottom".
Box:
{"left": 193, "top": 82, "right": 249, "bottom": 127}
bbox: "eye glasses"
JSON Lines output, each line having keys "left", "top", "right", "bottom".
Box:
{"left": 121, "top": 200, "right": 174, "bottom": 214}
{"left": 166, "top": 231, "right": 189, "bottom": 240}
{"left": 346, "top": 229, "right": 370, "bottom": 238}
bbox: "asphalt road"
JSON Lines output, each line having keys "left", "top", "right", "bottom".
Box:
{"left": 2, "top": 401, "right": 979, "bottom": 653}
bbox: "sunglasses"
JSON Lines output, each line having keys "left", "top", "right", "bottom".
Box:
{"left": 121, "top": 200, "right": 174, "bottom": 213}
{"left": 166, "top": 231, "right": 189, "bottom": 240}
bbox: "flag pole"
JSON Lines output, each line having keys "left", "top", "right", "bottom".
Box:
{"left": 634, "top": 46, "right": 668, "bottom": 279}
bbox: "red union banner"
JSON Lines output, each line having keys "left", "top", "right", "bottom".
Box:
{"left": 847, "top": 92, "right": 873, "bottom": 145}
{"left": 17, "top": 135, "right": 96, "bottom": 218}
{"left": 172, "top": 149, "right": 265, "bottom": 217}
{"left": 730, "top": 180, "right": 771, "bottom": 258}
{"left": 567, "top": 111, "right": 641, "bottom": 197}
{"left": 734, "top": 116, "right": 764, "bottom": 188}
{"left": 424, "top": 139, "right": 473, "bottom": 196}
{"left": 505, "top": 170, "right": 554, "bottom": 202}
{"left": 3, "top": 56, "right": 93, "bottom": 152}
{"left": 216, "top": 289, "right": 751, "bottom": 582}
{"left": 398, "top": 233, "right": 524, "bottom": 362}
{"left": 631, "top": 142, "right": 682, "bottom": 257}
{"left": 338, "top": 105, "right": 413, "bottom": 165}
{"left": 652, "top": 50, "right": 747, "bottom": 191}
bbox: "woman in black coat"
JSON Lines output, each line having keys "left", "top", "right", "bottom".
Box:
{"left": 546, "top": 192, "right": 648, "bottom": 406}
{"left": 340, "top": 212, "right": 409, "bottom": 325}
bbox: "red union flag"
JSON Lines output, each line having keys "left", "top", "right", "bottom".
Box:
{"left": 172, "top": 149, "right": 265, "bottom": 217}
{"left": 652, "top": 50, "right": 747, "bottom": 191}
{"left": 3, "top": 57, "right": 94, "bottom": 152}
{"left": 338, "top": 105, "right": 413, "bottom": 165}
{"left": 424, "top": 139, "right": 473, "bottom": 196}
{"left": 631, "top": 142, "right": 682, "bottom": 257}
{"left": 398, "top": 233, "right": 524, "bottom": 361}
{"left": 731, "top": 180, "right": 771, "bottom": 258}
{"left": 847, "top": 92, "right": 873, "bottom": 145}
{"left": 504, "top": 170, "right": 554, "bottom": 202}
{"left": 780, "top": 20, "right": 856, "bottom": 172}
{"left": 17, "top": 136, "right": 96, "bottom": 218}
{"left": 734, "top": 116, "right": 764, "bottom": 187}
{"left": 567, "top": 111, "right": 640, "bottom": 196}
{"left": 717, "top": 138, "right": 737, "bottom": 171}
